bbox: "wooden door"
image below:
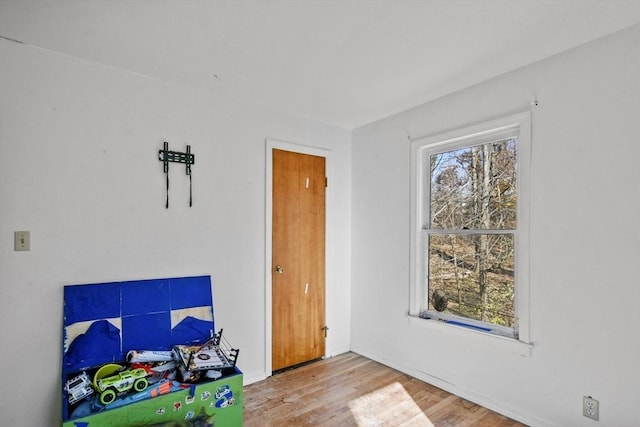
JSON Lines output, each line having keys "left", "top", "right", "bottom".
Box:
{"left": 272, "top": 149, "right": 326, "bottom": 371}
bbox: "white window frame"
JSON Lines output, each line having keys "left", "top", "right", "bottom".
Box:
{"left": 410, "top": 111, "right": 531, "bottom": 344}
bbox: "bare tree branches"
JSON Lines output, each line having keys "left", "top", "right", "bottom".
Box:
{"left": 427, "top": 138, "right": 517, "bottom": 326}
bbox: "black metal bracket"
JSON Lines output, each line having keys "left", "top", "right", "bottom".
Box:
{"left": 159, "top": 142, "right": 195, "bottom": 208}
{"left": 159, "top": 142, "right": 194, "bottom": 175}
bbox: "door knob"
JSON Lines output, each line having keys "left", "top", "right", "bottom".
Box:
{"left": 274, "top": 265, "right": 284, "bottom": 274}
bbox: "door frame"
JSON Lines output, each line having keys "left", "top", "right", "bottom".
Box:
{"left": 265, "top": 138, "right": 331, "bottom": 377}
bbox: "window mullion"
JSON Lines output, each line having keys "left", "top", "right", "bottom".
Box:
{"left": 425, "top": 229, "right": 516, "bottom": 235}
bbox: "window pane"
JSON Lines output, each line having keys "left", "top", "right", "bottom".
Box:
{"left": 429, "top": 138, "right": 517, "bottom": 230}
{"left": 427, "top": 233, "right": 515, "bottom": 327}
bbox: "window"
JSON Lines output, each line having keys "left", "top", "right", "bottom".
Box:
{"left": 410, "top": 112, "right": 531, "bottom": 341}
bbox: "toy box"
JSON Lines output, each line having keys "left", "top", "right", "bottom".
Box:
{"left": 61, "top": 276, "right": 242, "bottom": 426}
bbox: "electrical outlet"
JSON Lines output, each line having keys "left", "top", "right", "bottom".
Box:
{"left": 583, "top": 396, "right": 599, "bottom": 421}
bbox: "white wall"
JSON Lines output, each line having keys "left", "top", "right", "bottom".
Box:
{"left": 0, "top": 39, "right": 351, "bottom": 425}
{"left": 351, "top": 25, "right": 640, "bottom": 427}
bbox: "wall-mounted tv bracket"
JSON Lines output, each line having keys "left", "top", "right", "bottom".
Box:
{"left": 159, "top": 142, "right": 195, "bottom": 208}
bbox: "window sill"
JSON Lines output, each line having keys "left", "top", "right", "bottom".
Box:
{"left": 407, "top": 315, "right": 533, "bottom": 357}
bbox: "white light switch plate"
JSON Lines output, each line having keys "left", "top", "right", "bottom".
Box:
{"left": 14, "top": 231, "right": 30, "bottom": 251}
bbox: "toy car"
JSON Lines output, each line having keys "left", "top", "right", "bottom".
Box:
{"left": 96, "top": 368, "right": 149, "bottom": 405}
{"left": 64, "top": 371, "right": 94, "bottom": 404}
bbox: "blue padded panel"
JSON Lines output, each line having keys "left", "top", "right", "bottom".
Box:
{"left": 63, "top": 320, "right": 121, "bottom": 371}
{"left": 122, "top": 312, "right": 172, "bottom": 352}
{"left": 122, "top": 278, "right": 171, "bottom": 315}
{"left": 170, "top": 276, "right": 213, "bottom": 310}
{"left": 63, "top": 276, "right": 213, "bottom": 373}
{"left": 64, "top": 282, "right": 121, "bottom": 325}
{"left": 171, "top": 316, "right": 215, "bottom": 346}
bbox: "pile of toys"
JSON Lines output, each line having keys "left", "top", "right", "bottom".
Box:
{"left": 64, "top": 329, "right": 239, "bottom": 419}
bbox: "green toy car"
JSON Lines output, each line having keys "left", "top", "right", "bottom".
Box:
{"left": 96, "top": 368, "right": 149, "bottom": 405}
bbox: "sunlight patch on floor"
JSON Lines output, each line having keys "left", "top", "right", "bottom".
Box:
{"left": 348, "top": 381, "right": 434, "bottom": 426}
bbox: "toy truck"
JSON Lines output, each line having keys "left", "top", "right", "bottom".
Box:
{"left": 64, "top": 372, "right": 94, "bottom": 404}
{"left": 96, "top": 368, "right": 149, "bottom": 405}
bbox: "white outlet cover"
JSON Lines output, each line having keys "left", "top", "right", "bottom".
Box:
{"left": 583, "top": 396, "right": 599, "bottom": 421}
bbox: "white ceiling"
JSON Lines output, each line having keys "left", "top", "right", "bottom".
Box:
{"left": 2, "top": 0, "right": 639, "bottom": 129}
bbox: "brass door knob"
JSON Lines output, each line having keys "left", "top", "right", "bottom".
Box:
{"left": 274, "top": 265, "right": 284, "bottom": 274}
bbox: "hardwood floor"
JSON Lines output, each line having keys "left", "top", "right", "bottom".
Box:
{"left": 243, "top": 352, "right": 526, "bottom": 426}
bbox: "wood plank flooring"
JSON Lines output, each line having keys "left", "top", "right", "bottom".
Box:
{"left": 243, "top": 352, "right": 526, "bottom": 426}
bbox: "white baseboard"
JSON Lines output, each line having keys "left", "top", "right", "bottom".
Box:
{"left": 325, "top": 345, "right": 351, "bottom": 358}
{"left": 242, "top": 371, "right": 267, "bottom": 386}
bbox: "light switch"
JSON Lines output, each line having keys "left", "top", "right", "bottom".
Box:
{"left": 14, "top": 231, "right": 30, "bottom": 251}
